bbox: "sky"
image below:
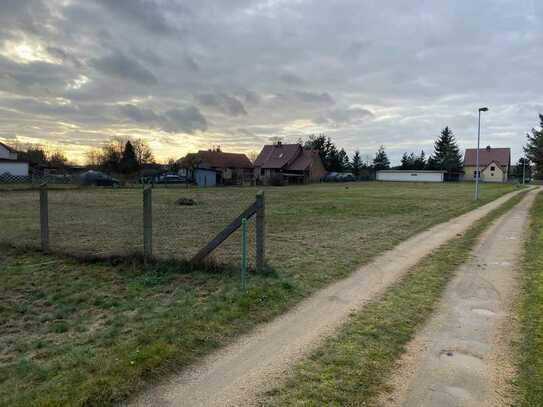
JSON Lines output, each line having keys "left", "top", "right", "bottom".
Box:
{"left": 1, "top": 0, "right": 542, "bottom": 165}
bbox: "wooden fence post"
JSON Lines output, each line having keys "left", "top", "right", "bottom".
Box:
{"left": 39, "top": 183, "right": 49, "bottom": 253}
{"left": 143, "top": 185, "right": 153, "bottom": 262}
{"left": 256, "top": 190, "right": 265, "bottom": 273}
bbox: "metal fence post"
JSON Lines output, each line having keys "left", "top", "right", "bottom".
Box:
{"left": 256, "top": 190, "right": 265, "bottom": 273}
{"left": 241, "top": 217, "right": 248, "bottom": 290}
{"left": 143, "top": 185, "right": 153, "bottom": 262}
{"left": 39, "top": 183, "right": 49, "bottom": 253}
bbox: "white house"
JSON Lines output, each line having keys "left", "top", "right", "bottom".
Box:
{"left": 376, "top": 170, "right": 446, "bottom": 182}
{"left": 0, "top": 142, "right": 29, "bottom": 176}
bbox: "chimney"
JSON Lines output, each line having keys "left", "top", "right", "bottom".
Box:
{"left": 277, "top": 140, "right": 282, "bottom": 147}
{"left": 486, "top": 145, "right": 491, "bottom": 151}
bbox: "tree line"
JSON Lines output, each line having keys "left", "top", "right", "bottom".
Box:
{"left": 303, "top": 126, "right": 464, "bottom": 176}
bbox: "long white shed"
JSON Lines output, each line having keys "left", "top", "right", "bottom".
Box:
{"left": 376, "top": 170, "right": 445, "bottom": 182}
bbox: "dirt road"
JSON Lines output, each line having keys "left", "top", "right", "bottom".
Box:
{"left": 382, "top": 189, "right": 538, "bottom": 407}
{"left": 128, "top": 190, "right": 522, "bottom": 407}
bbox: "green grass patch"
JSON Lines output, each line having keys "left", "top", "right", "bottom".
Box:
{"left": 261, "top": 192, "right": 526, "bottom": 407}
{"left": 514, "top": 190, "right": 543, "bottom": 407}
{"left": 0, "top": 183, "right": 519, "bottom": 406}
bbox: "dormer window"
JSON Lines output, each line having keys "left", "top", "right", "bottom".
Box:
{"left": 490, "top": 166, "right": 495, "bottom": 171}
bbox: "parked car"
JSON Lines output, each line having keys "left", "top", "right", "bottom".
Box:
{"left": 153, "top": 174, "right": 186, "bottom": 184}
{"left": 79, "top": 170, "right": 120, "bottom": 187}
{"left": 323, "top": 172, "right": 356, "bottom": 182}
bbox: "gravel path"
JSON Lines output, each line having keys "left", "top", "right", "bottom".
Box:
{"left": 128, "top": 190, "right": 522, "bottom": 407}
{"left": 381, "top": 189, "right": 539, "bottom": 407}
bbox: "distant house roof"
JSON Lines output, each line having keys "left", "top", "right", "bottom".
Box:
{"left": 254, "top": 143, "right": 303, "bottom": 169}
{"left": 289, "top": 149, "right": 320, "bottom": 171}
{"left": 464, "top": 147, "right": 510, "bottom": 167}
{"left": 0, "top": 142, "right": 17, "bottom": 154}
{"left": 186, "top": 150, "right": 253, "bottom": 169}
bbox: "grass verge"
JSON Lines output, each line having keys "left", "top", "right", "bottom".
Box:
{"left": 514, "top": 190, "right": 543, "bottom": 407}
{"left": 261, "top": 191, "right": 526, "bottom": 406}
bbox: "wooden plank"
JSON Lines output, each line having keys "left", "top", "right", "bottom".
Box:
{"left": 191, "top": 201, "right": 258, "bottom": 264}
{"left": 255, "top": 191, "right": 265, "bottom": 273}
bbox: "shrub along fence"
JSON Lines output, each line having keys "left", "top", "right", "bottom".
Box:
{"left": 1, "top": 185, "right": 266, "bottom": 271}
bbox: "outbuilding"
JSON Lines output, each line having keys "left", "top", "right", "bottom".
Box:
{"left": 376, "top": 170, "right": 445, "bottom": 182}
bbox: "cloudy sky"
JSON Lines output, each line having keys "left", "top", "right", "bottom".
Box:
{"left": 1, "top": 0, "right": 542, "bottom": 164}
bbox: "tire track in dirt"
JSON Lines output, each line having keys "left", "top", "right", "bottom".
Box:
{"left": 380, "top": 189, "right": 539, "bottom": 407}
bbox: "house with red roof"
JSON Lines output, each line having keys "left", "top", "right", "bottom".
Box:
{"left": 463, "top": 146, "right": 511, "bottom": 183}
{"left": 253, "top": 142, "right": 326, "bottom": 185}
{"left": 179, "top": 148, "right": 253, "bottom": 186}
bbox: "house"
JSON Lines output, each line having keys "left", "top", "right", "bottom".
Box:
{"left": 254, "top": 142, "right": 326, "bottom": 184}
{"left": 463, "top": 146, "right": 511, "bottom": 183}
{"left": 179, "top": 149, "right": 253, "bottom": 186}
{"left": 376, "top": 170, "right": 446, "bottom": 182}
{"left": 0, "top": 142, "right": 29, "bottom": 177}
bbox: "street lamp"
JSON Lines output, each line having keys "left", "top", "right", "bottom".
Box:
{"left": 475, "top": 107, "right": 488, "bottom": 200}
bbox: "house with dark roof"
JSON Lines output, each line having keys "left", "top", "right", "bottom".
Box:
{"left": 0, "top": 142, "right": 29, "bottom": 177}
{"left": 253, "top": 142, "right": 326, "bottom": 184}
{"left": 463, "top": 146, "right": 511, "bottom": 183}
{"left": 179, "top": 149, "right": 253, "bottom": 186}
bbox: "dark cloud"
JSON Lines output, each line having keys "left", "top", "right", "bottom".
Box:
{"left": 95, "top": 0, "right": 174, "bottom": 35}
{"left": 163, "top": 107, "right": 207, "bottom": 133}
{"left": 90, "top": 51, "right": 158, "bottom": 85}
{"left": 118, "top": 104, "right": 207, "bottom": 134}
{"left": 196, "top": 93, "right": 247, "bottom": 116}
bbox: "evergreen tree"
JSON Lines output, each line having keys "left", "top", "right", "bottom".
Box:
{"left": 351, "top": 150, "right": 363, "bottom": 176}
{"left": 428, "top": 127, "right": 463, "bottom": 174}
{"left": 338, "top": 148, "right": 350, "bottom": 172}
{"left": 373, "top": 145, "right": 390, "bottom": 170}
{"left": 525, "top": 114, "right": 543, "bottom": 179}
{"left": 120, "top": 140, "right": 139, "bottom": 174}
{"left": 413, "top": 150, "right": 427, "bottom": 170}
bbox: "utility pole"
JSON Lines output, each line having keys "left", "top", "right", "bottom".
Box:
{"left": 475, "top": 107, "right": 488, "bottom": 200}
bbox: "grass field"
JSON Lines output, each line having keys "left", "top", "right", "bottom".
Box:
{"left": 0, "top": 182, "right": 518, "bottom": 406}
{"left": 515, "top": 190, "right": 543, "bottom": 406}
{"left": 261, "top": 191, "right": 525, "bottom": 406}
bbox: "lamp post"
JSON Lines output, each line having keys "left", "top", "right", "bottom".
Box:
{"left": 475, "top": 107, "right": 488, "bottom": 200}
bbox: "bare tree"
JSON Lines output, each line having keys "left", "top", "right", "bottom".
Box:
{"left": 133, "top": 139, "right": 155, "bottom": 166}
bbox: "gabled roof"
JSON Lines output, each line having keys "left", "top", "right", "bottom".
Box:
{"left": 195, "top": 150, "right": 253, "bottom": 169}
{"left": 464, "top": 147, "right": 510, "bottom": 167}
{"left": 254, "top": 143, "right": 302, "bottom": 169}
{"left": 289, "top": 149, "right": 319, "bottom": 171}
{"left": 0, "top": 142, "right": 17, "bottom": 153}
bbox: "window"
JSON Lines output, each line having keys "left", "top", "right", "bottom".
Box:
{"left": 260, "top": 168, "right": 265, "bottom": 176}
{"left": 490, "top": 166, "right": 495, "bottom": 171}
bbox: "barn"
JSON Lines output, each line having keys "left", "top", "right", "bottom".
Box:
{"left": 376, "top": 170, "right": 445, "bottom": 182}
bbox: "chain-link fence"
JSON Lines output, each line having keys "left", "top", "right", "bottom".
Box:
{"left": 0, "top": 185, "right": 264, "bottom": 269}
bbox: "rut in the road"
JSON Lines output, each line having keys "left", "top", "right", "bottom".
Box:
{"left": 381, "top": 189, "right": 538, "bottom": 407}
{"left": 128, "top": 190, "right": 522, "bottom": 407}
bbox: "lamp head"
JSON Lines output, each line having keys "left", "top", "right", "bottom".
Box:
{"left": 479, "top": 107, "right": 488, "bottom": 112}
